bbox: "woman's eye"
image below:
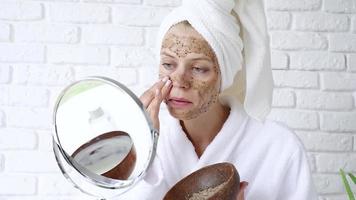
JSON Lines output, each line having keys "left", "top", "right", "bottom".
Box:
{"left": 192, "top": 67, "right": 208, "bottom": 74}
{"left": 162, "top": 63, "right": 174, "bottom": 70}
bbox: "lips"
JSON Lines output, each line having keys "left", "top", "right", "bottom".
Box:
{"left": 167, "top": 97, "right": 192, "bottom": 108}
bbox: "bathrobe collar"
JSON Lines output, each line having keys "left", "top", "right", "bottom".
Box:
{"left": 161, "top": 96, "right": 249, "bottom": 185}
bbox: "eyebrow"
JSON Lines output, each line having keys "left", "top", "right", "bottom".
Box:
{"left": 160, "top": 50, "right": 176, "bottom": 58}
{"left": 191, "top": 57, "right": 213, "bottom": 62}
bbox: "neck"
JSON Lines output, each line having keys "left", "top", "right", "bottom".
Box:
{"left": 180, "top": 101, "right": 230, "bottom": 157}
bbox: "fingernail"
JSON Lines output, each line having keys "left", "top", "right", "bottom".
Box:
{"left": 165, "top": 80, "right": 171, "bottom": 86}
{"left": 161, "top": 76, "right": 169, "bottom": 82}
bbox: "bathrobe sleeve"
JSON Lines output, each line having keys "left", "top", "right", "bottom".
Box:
{"left": 119, "top": 154, "right": 169, "bottom": 200}
{"left": 276, "top": 146, "right": 318, "bottom": 200}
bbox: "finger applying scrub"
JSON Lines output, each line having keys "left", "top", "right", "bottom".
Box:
{"left": 146, "top": 77, "right": 172, "bottom": 130}
{"left": 147, "top": 78, "right": 172, "bottom": 116}
{"left": 140, "top": 76, "right": 170, "bottom": 108}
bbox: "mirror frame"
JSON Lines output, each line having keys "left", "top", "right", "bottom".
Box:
{"left": 52, "top": 76, "right": 159, "bottom": 198}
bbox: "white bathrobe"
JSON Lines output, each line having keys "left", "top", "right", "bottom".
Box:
{"left": 120, "top": 96, "right": 318, "bottom": 200}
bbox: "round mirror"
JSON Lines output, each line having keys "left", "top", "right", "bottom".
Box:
{"left": 52, "top": 77, "right": 158, "bottom": 199}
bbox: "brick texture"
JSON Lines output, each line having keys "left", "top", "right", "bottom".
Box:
{"left": 0, "top": 0, "right": 355, "bottom": 199}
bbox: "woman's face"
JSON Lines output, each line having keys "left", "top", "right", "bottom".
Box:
{"left": 159, "top": 23, "right": 221, "bottom": 120}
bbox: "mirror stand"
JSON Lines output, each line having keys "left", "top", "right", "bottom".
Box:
{"left": 52, "top": 77, "right": 159, "bottom": 199}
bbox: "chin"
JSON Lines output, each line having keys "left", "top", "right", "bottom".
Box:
{"left": 167, "top": 108, "right": 199, "bottom": 121}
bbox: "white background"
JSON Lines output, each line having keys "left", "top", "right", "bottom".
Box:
{"left": 0, "top": 0, "right": 355, "bottom": 199}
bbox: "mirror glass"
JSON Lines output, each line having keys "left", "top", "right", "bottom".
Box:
{"left": 53, "top": 77, "right": 158, "bottom": 199}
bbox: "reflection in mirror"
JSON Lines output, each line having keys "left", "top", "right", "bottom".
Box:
{"left": 53, "top": 77, "right": 158, "bottom": 199}
{"left": 71, "top": 130, "right": 136, "bottom": 180}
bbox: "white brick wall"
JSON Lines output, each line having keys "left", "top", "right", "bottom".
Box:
{"left": 47, "top": 45, "right": 110, "bottom": 64}
{"left": 320, "top": 112, "right": 356, "bottom": 132}
{"left": 273, "top": 70, "right": 319, "bottom": 88}
{"left": 0, "top": 23, "right": 10, "bottom": 42}
{"left": 11, "top": 65, "right": 75, "bottom": 86}
{"left": 0, "top": 0, "right": 355, "bottom": 199}
{"left": 82, "top": 25, "right": 143, "bottom": 45}
{"left": 324, "top": 0, "right": 356, "bottom": 13}
{"left": 112, "top": 6, "right": 172, "bottom": 26}
{"left": 296, "top": 91, "right": 353, "bottom": 110}
{"left": 0, "top": 44, "right": 45, "bottom": 62}
{"left": 48, "top": 3, "right": 110, "bottom": 24}
{"left": 293, "top": 12, "right": 349, "bottom": 32}
{"left": 348, "top": 54, "right": 356, "bottom": 71}
{"left": 14, "top": 23, "right": 79, "bottom": 44}
{"left": 267, "top": 0, "right": 321, "bottom": 11}
{"left": 329, "top": 34, "right": 356, "bottom": 52}
{"left": 0, "top": 176, "right": 37, "bottom": 195}
{"left": 0, "top": 2, "right": 43, "bottom": 21}
{"left": 321, "top": 72, "right": 356, "bottom": 90}
{"left": 267, "top": 11, "right": 291, "bottom": 30}
{"left": 271, "top": 31, "right": 328, "bottom": 50}
{"left": 289, "top": 52, "right": 345, "bottom": 71}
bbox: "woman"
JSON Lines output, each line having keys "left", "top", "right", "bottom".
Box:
{"left": 122, "top": 0, "right": 318, "bottom": 199}
{"left": 140, "top": 21, "right": 248, "bottom": 200}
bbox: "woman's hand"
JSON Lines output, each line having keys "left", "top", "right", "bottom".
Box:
{"left": 139, "top": 76, "right": 172, "bottom": 131}
{"left": 236, "top": 181, "right": 248, "bottom": 200}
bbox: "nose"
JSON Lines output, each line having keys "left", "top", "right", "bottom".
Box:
{"left": 170, "top": 65, "right": 190, "bottom": 89}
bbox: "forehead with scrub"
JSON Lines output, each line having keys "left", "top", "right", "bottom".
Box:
{"left": 161, "top": 22, "right": 219, "bottom": 66}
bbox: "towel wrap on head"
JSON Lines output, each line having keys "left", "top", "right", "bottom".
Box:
{"left": 156, "top": 0, "right": 273, "bottom": 121}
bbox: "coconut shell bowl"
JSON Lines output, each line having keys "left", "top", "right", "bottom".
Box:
{"left": 163, "top": 162, "right": 240, "bottom": 200}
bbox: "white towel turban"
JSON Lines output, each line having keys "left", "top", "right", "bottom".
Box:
{"left": 156, "top": 0, "right": 273, "bottom": 121}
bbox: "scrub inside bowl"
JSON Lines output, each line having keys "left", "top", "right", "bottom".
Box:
{"left": 163, "top": 162, "right": 239, "bottom": 200}
{"left": 189, "top": 181, "right": 227, "bottom": 200}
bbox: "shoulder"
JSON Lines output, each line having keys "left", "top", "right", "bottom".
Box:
{"left": 246, "top": 118, "right": 307, "bottom": 158}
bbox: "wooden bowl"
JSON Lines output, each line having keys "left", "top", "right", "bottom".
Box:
{"left": 163, "top": 162, "right": 239, "bottom": 200}
{"left": 71, "top": 131, "right": 136, "bottom": 180}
